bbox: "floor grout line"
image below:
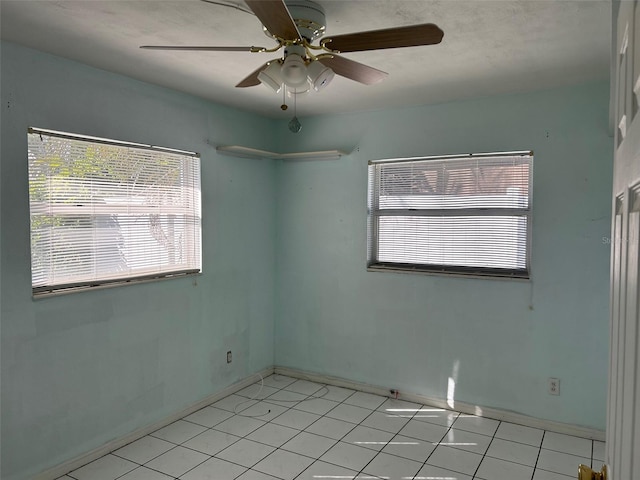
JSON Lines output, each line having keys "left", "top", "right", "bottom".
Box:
{"left": 64, "top": 375, "right": 600, "bottom": 480}
{"left": 529, "top": 430, "right": 545, "bottom": 480}
{"left": 408, "top": 414, "right": 458, "bottom": 479}
{"left": 468, "top": 420, "right": 500, "bottom": 480}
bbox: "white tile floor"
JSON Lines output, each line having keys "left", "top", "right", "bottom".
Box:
{"left": 61, "top": 375, "right": 605, "bottom": 480}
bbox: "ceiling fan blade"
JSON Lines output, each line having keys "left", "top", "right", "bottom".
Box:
{"left": 235, "top": 61, "right": 271, "bottom": 88}
{"left": 140, "top": 45, "right": 257, "bottom": 52}
{"left": 321, "top": 23, "right": 444, "bottom": 53}
{"left": 245, "top": 0, "right": 301, "bottom": 41}
{"left": 317, "top": 54, "right": 388, "bottom": 85}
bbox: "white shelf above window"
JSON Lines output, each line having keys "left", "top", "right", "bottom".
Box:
{"left": 216, "top": 145, "right": 348, "bottom": 160}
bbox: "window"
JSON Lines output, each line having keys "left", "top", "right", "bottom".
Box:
{"left": 367, "top": 151, "right": 532, "bottom": 278}
{"left": 28, "top": 128, "right": 202, "bottom": 296}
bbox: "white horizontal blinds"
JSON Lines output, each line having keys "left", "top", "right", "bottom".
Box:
{"left": 377, "top": 216, "right": 528, "bottom": 269}
{"left": 28, "top": 130, "right": 201, "bottom": 292}
{"left": 376, "top": 156, "right": 530, "bottom": 210}
{"left": 369, "top": 153, "right": 532, "bottom": 276}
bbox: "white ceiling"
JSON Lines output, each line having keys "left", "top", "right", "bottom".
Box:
{"left": 0, "top": 0, "right": 611, "bottom": 118}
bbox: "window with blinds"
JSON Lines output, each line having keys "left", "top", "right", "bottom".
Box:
{"left": 28, "top": 128, "right": 202, "bottom": 296}
{"left": 367, "top": 152, "right": 532, "bottom": 278}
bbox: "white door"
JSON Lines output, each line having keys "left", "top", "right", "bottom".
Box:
{"left": 607, "top": 2, "right": 640, "bottom": 479}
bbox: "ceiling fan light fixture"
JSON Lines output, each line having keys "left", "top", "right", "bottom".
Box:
{"left": 257, "top": 61, "right": 283, "bottom": 93}
{"left": 287, "top": 83, "right": 311, "bottom": 97}
{"left": 307, "top": 60, "right": 335, "bottom": 91}
{"left": 281, "top": 54, "right": 308, "bottom": 88}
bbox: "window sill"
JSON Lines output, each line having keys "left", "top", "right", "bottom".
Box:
{"left": 32, "top": 270, "right": 201, "bottom": 299}
{"left": 366, "top": 265, "right": 530, "bottom": 282}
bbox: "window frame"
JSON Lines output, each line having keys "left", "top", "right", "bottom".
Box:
{"left": 27, "top": 127, "right": 202, "bottom": 297}
{"left": 367, "top": 151, "right": 533, "bottom": 280}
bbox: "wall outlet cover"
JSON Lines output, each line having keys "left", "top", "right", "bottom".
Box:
{"left": 548, "top": 377, "right": 560, "bottom": 395}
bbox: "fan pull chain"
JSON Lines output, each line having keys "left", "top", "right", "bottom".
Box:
{"left": 288, "top": 89, "right": 302, "bottom": 133}
{"left": 280, "top": 84, "right": 288, "bottom": 111}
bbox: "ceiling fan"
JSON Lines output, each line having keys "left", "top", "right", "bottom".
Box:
{"left": 140, "top": 0, "right": 444, "bottom": 95}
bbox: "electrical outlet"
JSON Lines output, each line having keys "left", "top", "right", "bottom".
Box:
{"left": 548, "top": 377, "right": 560, "bottom": 395}
{"left": 226, "top": 351, "right": 232, "bottom": 364}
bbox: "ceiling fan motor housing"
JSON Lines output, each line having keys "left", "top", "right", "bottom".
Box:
{"left": 263, "top": 0, "right": 327, "bottom": 42}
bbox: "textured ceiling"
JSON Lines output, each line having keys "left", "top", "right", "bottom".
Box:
{"left": 0, "top": 0, "right": 611, "bottom": 118}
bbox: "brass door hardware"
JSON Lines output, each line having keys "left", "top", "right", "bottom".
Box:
{"left": 578, "top": 464, "right": 607, "bottom": 480}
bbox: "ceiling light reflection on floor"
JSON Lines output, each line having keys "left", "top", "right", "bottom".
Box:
{"left": 353, "top": 441, "right": 419, "bottom": 445}
{"left": 311, "top": 476, "right": 379, "bottom": 479}
{"left": 431, "top": 442, "right": 478, "bottom": 446}
{"left": 410, "top": 477, "right": 460, "bottom": 479}
{"left": 386, "top": 408, "right": 446, "bottom": 412}
{"left": 353, "top": 441, "right": 391, "bottom": 445}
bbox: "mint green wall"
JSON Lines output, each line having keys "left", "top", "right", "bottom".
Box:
{"left": 0, "top": 40, "right": 613, "bottom": 480}
{"left": 274, "top": 82, "right": 612, "bottom": 430}
{"left": 0, "top": 42, "right": 277, "bottom": 480}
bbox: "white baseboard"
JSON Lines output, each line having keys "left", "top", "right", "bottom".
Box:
{"left": 34, "top": 367, "right": 274, "bottom": 480}
{"left": 274, "top": 366, "right": 606, "bottom": 442}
